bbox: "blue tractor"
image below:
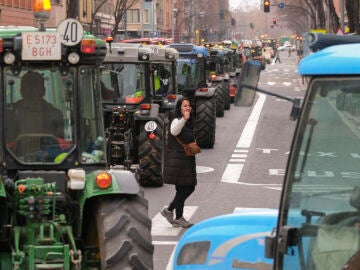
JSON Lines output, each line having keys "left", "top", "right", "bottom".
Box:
{"left": 168, "top": 34, "right": 360, "bottom": 270}
{"left": 169, "top": 43, "right": 216, "bottom": 148}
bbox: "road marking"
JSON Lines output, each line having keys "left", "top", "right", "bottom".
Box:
{"left": 256, "top": 148, "right": 278, "bottom": 154}
{"left": 234, "top": 149, "right": 248, "bottom": 153}
{"left": 222, "top": 164, "right": 244, "bottom": 183}
{"left": 236, "top": 93, "right": 266, "bottom": 148}
{"left": 229, "top": 159, "right": 245, "bottom": 162}
{"left": 233, "top": 207, "right": 278, "bottom": 215}
{"left": 151, "top": 206, "right": 198, "bottom": 236}
{"left": 235, "top": 181, "right": 282, "bottom": 186}
{"left": 153, "top": 241, "right": 177, "bottom": 245}
{"left": 196, "top": 165, "right": 214, "bottom": 173}
{"left": 222, "top": 94, "right": 266, "bottom": 183}
{"left": 231, "top": 154, "right": 247, "bottom": 158}
{"left": 269, "top": 169, "right": 286, "bottom": 175}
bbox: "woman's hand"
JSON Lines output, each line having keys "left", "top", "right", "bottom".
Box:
{"left": 183, "top": 110, "right": 191, "bottom": 120}
{"left": 181, "top": 99, "right": 192, "bottom": 120}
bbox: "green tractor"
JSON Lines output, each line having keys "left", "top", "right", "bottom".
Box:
{"left": 0, "top": 4, "right": 153, "bottom": 270}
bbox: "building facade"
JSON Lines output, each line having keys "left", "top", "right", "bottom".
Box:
{"left": 0, "top": 0, "right": 65, "bottom": 27}
{"left": 0, "top": 0, "right": 230, "bottom": 43}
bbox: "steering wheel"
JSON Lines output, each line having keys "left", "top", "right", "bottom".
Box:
{"left": 12, "top": 133, "right": 62, "bottom": 162}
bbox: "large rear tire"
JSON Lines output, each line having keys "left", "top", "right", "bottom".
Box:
{"left": 222, "top": 82, "right": 231, "bottom": 110}
{"left": 138, "top": 119, "right": 164, "bottom": 187}
{"left": 214, "top": 83, "right": 225, "bottom": 117}
{"left": 195, "top": 96, "right": 216, "bottom": 148}
{"left": 94, "top": 195, "right": 154, "bottom": 270}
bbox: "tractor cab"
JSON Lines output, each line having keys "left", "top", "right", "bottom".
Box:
{"left": 2, "top": 29, "right": 107, "bottom": 169}
{"left": 168, "top": 43, "right": 208, "bottom": 93}
{"left": 269, "top": 42, "right": 360, "bottom": 270}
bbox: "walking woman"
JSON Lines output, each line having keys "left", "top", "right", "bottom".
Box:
{"left": 161, "top": 97, "right": 197, "bottom": 228}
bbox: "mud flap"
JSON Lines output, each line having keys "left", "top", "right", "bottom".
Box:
{"left": 234, "top": 60, "right": 261, "bottom": 107}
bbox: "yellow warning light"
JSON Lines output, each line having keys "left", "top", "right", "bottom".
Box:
{"left": 33, "top": 0, "right": 51, "bottom": 25}
{"left": 33, "top": 0, "right": 52, "bottom": 13}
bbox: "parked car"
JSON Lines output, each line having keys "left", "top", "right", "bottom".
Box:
{"left": 278, "top": 44, "right": 296, "bottom": 51}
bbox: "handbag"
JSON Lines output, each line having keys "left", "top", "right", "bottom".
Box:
{"left": 175, "top": 136, "right": 201, "bottom": 156}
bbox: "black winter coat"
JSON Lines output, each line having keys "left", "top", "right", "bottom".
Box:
{"left": 164, "top": 118, "right": 197, "bottom": 186}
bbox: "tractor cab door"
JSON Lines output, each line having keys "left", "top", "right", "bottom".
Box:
{"left": 274, "top": 77, "right": 360, "bottom": 270}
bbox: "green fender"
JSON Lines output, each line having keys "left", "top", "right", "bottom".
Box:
{"left": 79, "top": 168, "right": 140, "bottom": 206}
{"left": 76, "top": 168, "right": 141, "bottom": 235}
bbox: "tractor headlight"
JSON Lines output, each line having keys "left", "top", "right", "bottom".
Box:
{"left": 4, "top": 52, "right": 15, "bottom": 64}
{"left": 68, "top": 169, "right": 86, "bottom": 190}
{"left": 68, "top": 52, "right": 80, "bottom": 64}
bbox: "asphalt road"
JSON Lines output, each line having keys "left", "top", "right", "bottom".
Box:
{"left": 144, "top": 52, "right": 306, "bottom": 269}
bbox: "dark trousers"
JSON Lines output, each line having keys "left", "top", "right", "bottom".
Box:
{"left": 168, "top": 185, "right": 195, "bottom": 219}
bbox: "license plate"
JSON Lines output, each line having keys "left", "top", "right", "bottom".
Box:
{"left": 22, "top": 32, "right": 61, "bottom": 60}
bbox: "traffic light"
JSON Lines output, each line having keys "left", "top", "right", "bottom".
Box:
{"left": 273, "top": 17, "right": 277, "bottom": 25}
{"left": 264, "top": 0, "right": 270, "bottom": 12}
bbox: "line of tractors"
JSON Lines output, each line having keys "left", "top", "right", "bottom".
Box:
{"left": 0, "top": 1, "right": 260, "bottom": 268}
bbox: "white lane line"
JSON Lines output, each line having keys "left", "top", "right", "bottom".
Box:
{"left": 153, "top": 241, "right": 177, "bottom": 245}
{"left": 234, "top": 149, "right": 248, "bottom": 153}
{"left": 151, "top": 206, "right": 198, "bottom": 236}
{"left": 222, "top": 93, "right": 266, "bottom": 183}
{"left": 221, "top": 164, "right": 244, "bottom": 183}
{"left": 269, "top": 169, "right": 286, "bottom": 175}
{"left": 231, "top": 154, "right": 247, "bottom": 158}
{"left": 229, "top": 159, "right": 246, "bottom": 163}
{"left": 233, "top": 207, "right": 278, "bottom": 215}
{"left": 236, "top": 93, "right": 266, "bottom": 148}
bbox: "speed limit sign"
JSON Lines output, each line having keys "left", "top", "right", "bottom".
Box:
{"left": 57, "top": 18, "right": 84, "bottom": 46}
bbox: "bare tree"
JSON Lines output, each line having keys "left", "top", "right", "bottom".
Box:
{"left": 66, "top": 0, "right": 79, "bottom": 19}
{"left": 111, "top": 0, "right": 138, "bottom": 37}
{"left": 89, "top": 0, "right": 138, "bottom": 37}
{"left": 89, "top": 0, "right": 108, "bottom": 35}
{"left": 345, "top": 0, "right": 360, "bottom": 33}
{"left": 325, "top": 0, "right": 340, "bottom": 33}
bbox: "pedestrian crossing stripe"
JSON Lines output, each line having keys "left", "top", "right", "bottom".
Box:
{"left": 151, "top": 206, "right": 198, "bottom": 236}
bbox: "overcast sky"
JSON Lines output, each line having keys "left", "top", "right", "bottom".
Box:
{"left": 230, "top": 0, "right": 260, "bottom": 10}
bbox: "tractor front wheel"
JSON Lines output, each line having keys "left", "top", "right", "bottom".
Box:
{"left": 94, "top": 196, "right": 154, "bottom": 269}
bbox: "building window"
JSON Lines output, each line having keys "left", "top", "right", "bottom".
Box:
{"left": 51, "top": 0, "right": 62, "bottom": 4}
{"left": 143, "top": 9, "right": 150, "bottom": 24}
{"left": 0, "top": 0, "right": 32, "bottom": 9}
{"left": 127, "top": 9, "right": 140, "bottom": 24}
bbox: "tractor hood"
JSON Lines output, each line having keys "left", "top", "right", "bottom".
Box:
{"left": 168, "top": 208, "right": 278, "bottom": 270}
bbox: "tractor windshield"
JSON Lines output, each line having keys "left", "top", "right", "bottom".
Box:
{"left": 100, "top": 63, "right": 146, "bottom": 104}
{"left": 152, "top": 63, "right": 174, "bottom": 96}
{"left": 281, "top": 77, "right": 360, "bottom": 269}
{"left": 5, "top": 66, "right": 106, "bottom": 165}
{"left": 176, "top": 58, "right": 206, "bottom": 91}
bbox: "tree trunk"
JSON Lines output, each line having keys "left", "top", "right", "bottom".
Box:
{"left": 354, "top": 1, "right": 360, "bottom": 33}
{"left": 327, "top": 0, "right": 340, "bottom": 33}
{"left": 90, "top": 0, "right": 108, "bottom": 35}
{"left": 315, "top": 0, "right": 326, "bottom": 29}
{"left": 67, "top": 0, "right": 79, "bottom": 19}
{"left": 346, "top": 0, "right": 355, "bottom": 33}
